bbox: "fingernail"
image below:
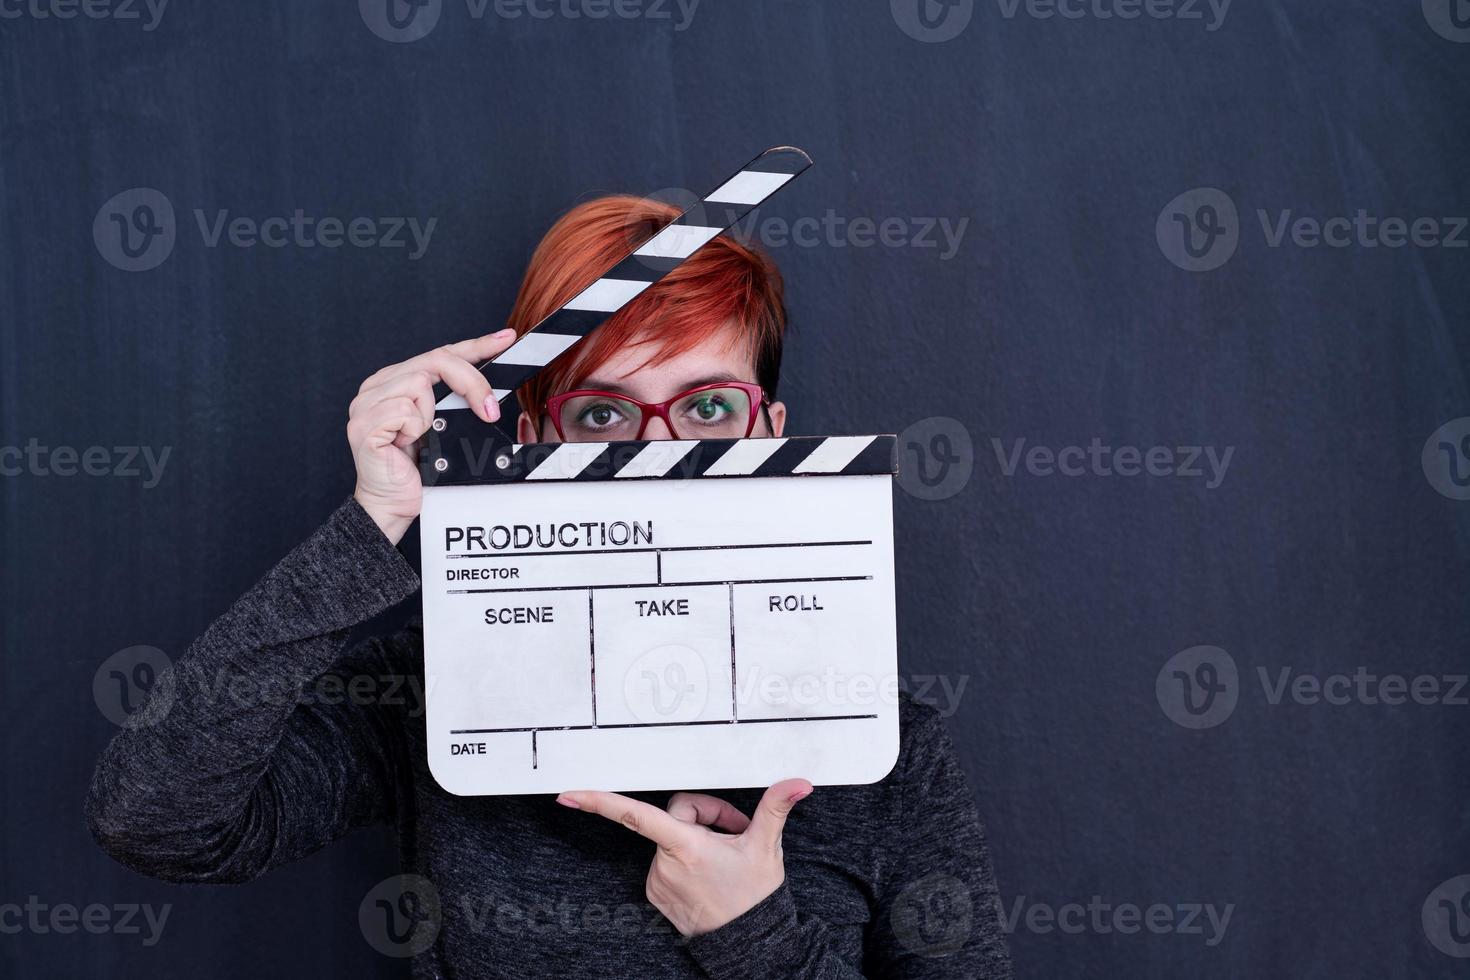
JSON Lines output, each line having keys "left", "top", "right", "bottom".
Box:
{"left": 494, "top": 328, "right": 516, "bottom": 338}
{"left": 788, "top": 789, "right": 812, "bottom": 805}
{"left": 556, "top": 795, "right": 580, "bottom": 810}
{"left": 484, "top": 394, "right": 501, "bottom": 423}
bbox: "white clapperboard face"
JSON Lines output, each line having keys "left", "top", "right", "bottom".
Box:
{"left": 417, "top": 147, "right": 901, "bottom": 795}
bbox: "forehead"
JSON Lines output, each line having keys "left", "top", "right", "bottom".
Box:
{"left": 569, "top": 322, "right": 757, "bottom": 398}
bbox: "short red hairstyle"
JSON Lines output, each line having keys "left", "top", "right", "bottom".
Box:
{"left": 507, "top": 195, "right": 788, "bottom": 419}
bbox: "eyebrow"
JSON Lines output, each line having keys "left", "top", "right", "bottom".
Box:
{"left": 575, "top": 374, "right": 751, "bottom": 397}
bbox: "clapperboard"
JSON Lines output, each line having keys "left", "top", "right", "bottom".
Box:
{"left": 418, "top": 148, "right": 900, "bottom": 795}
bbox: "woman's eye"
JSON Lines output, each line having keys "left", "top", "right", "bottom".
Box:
{"left": 578, "top": 403, "right": 625, "bottom": 428}
{"left": 686, "top": 397, "right": 732, "bottom": 422}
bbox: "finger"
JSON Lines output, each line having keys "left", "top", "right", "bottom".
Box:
{"left": 393, "top": 423, "right": 427, "bottom": 451}
{"left": 557, "top": 791, "right": 698, "bottom": 854}
{"left": 667, "top": 792, "right": 752, "bottom": 834}
{"left": 392, "top": 403, "right": 434, "bottom": 449}
{"left": 430, "top": 329, "right": 521, "bottom": 422}
{"left": 359, "top": 397, "right": 428, "bottom": 450}
{"left": 745, "top": 779, "right": 812, "bottom": 852}
{"left": 419, "top": 350, "right": 500, "bottom": 424}
{"left": 359, "top": 329, "right": 516, "bottom": 390}
{"left": 373, "top": 414, "right": 429, "bottom": 454}
{"left": 360, "top": 330, "right": 518, "bottom": 422}
{"left": 442, "top": 328, "right": 518, "bottom": 365}
{"left": 350, "top": 371, "right": 435, "bottom": 432}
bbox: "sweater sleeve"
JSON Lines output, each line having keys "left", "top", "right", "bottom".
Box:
{"left": 84, "top": 497, "right": 424, "bottom": 884}
{"left": 685, "top": 705, "right": 1013, "bottom": 979}
{"left": 863, "top": 706, "right": 1013, "bottom": 978}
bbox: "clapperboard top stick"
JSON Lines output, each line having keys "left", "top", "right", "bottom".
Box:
{"left": 421, "top": 146, "right": 815, "bottom": 485}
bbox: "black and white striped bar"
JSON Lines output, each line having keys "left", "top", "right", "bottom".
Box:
{"left": 434, "top": 146, "right": 812, "bottom": 411}
{"left": 434, "top": 435, "right": 895, "bottom": 486}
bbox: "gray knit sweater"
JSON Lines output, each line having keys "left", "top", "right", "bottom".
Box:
{"left": 85, "top": 498, "right": 1012, "bottom": 979}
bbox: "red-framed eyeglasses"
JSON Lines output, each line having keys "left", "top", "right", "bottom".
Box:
{"left": 542, "top": 381, "right": 769, "bottom": 442}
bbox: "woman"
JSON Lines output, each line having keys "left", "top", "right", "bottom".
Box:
{"left": 86, "top": 195, "right": 1013, "bottom": 978}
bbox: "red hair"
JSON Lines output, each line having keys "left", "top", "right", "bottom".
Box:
{"left": 507, "top": 195, "right": 787, "bottom": 418}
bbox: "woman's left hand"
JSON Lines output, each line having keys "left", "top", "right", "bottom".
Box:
{"left": 556, "top": 778, "right": 813, "bottom": 937}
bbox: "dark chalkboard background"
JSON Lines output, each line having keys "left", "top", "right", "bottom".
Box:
{"left": 3, "top": 1, "right": 1469, "bottom": 976}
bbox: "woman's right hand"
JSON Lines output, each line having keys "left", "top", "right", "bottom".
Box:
{"left": 349, "top": 329, "right": 519, "bottom": 544}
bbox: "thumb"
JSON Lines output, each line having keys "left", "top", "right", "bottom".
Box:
{"left": 746, "top": 778, "right": 812, "bottom": 851}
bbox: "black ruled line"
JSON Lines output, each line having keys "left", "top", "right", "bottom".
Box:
{"left": 728, "top": 583, "right": 737, "bottom": 722}
{"left": 448, "top": 575, "right": 870, "bottom": 595}
{"left": 449, "top": 714, "right": 878, "bottom": 735}
{"left": 445, "top": 540, "right": 872, "bottom": 560}
{"left": 588, "top": 588, "right": 597, "bottom": 726}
